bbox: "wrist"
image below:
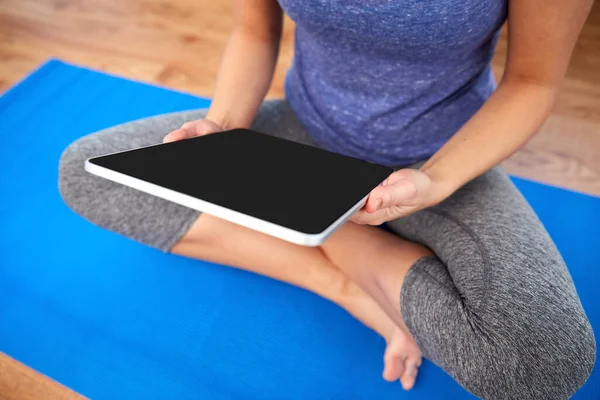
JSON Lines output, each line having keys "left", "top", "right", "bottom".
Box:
{"left": 419, "top": 163, "right": 459, "bottom": 205}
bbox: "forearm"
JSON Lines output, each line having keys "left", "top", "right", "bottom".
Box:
{"left": 354, "top": 0, "right": 589, "bottom": 225}
{"left": 421, "top": 78, "right": 558, "bottom": 197}
{"left": 206, "top": 20, "right": 282, "bottom": 129}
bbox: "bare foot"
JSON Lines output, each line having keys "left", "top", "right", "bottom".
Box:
{"left": 382, "top": 327, "right": 423, "bottom": 390}
{"left": 338, "top": 279, "right": 422, "bottom": 390}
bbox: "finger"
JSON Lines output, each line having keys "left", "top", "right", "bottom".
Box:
{"left": 354, "top": 204, "right": 417, "bottom": 224}
{"left": 350, "top": 210, "right": 371, "bottom": 224}
{"left": 196, "top": 119, "right": 222, "bottom": 135}
{"left": 181, "top": 119, "right": 221, "bottom": 136}
{"left": 350, "top": 209, "right": 387, "bottom": 225}
{"left": 163, "top": 128, "right": 192, "bottom": 143}
{"left": 180, "top": 121, "right": 198, "bottom": 134}
{"left": 365, "top": 180, "right": 418, "bottom": 212}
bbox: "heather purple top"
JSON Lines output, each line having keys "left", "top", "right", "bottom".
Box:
{"left": 277, "top": 0, "right": 508, "bottom": 167}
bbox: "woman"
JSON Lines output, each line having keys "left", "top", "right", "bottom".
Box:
{"left": 59, "top": 0, "right": 596, "bottom": 398}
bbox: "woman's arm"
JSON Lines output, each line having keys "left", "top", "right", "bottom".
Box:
{"left": 163, "top": 0, "right": 282, "bottom": 142}
{"left": 420, "top": 0, "right": 594, "bottom": 195}
{"left": 206, "top": 0, "right": 283, "bottom": 129}
{"left": 353, "top": 0, "right": 593, "bottom": 225}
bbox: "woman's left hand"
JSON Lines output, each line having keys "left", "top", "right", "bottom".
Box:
{"left": 351, "top": 168, "right": 449, "bottom": 225}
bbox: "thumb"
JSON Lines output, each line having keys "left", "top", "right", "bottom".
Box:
{"left": 163, "top": 128, "right": 193, "bottom": 143}
{"left": 194, "top": 119, "right": 222, "bottom": 135}
{"left": 364, "top": 176, "right": 419, "bottom": 212}
{"left": 163, "top": 119, "right": 222, "bottom": 143}
{"left": 363, "top": 185, "right": 388, "bottom": 213}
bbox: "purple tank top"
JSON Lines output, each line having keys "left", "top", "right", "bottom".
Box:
{"left": 277, "top": 0, "right": 508, "bottom": 167}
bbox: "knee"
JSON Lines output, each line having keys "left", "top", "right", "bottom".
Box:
{"left": 58, "top": 136, "right": 93, "bottom": 213}
{"left": 534, "top": 317, "right": 596, "bottom": 398}
{"left": 462, "top": 310, "right": 596, "bottom": 399}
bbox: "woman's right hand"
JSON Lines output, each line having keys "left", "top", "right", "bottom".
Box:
{"left": 163, "top": 119, "right": 223, "bottom": 143}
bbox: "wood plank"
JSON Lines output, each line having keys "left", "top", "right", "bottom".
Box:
{"left": 0, "top": 352, "right": 85, "bottom": 400}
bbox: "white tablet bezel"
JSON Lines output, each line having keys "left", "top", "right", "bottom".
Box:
{"left": 85, "top": 159, "right": 369, "bottom": 246}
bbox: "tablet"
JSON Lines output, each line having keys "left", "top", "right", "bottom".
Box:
{"left": 85, "top": 129, "right": 393, "bottom": 246}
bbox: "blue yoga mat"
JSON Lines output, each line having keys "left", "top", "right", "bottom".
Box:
{"left": 0, "top": 60, "right": 598, "bottom": 399}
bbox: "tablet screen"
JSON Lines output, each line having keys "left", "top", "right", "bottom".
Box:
{"left": 88, "top": 129, "right": 393, "bottom": 235}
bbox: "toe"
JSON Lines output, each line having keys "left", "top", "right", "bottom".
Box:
{"left": 400, "top": 359, "right": 419, "bottom": 390}
{"left": 383, "top": 353, "right": 405, "bottom": 382}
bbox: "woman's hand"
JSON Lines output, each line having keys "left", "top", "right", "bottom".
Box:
{"left": 351, "top": 169, "right": 450, "bottom": 225}
{"left": 163, "top": 119, "right": 223, "bottom": 143}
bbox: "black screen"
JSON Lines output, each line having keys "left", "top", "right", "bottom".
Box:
{"left": 89, "top": 129, "right": 393, "bottom": 234}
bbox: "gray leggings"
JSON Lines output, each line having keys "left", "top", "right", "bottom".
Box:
{"left": 58, "top": 99, "right": 595, "bottom": 399}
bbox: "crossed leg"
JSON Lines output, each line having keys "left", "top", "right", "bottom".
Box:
{"left": 172, "top": 213, "right": 429, "bottom": 390}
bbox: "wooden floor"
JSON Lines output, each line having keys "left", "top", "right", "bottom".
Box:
{"left": 0, "top": 0, "right": 599, "bottom": 398}
{"left": 0, "top": 352, "right": 84, "bottom": 400}
{"left": 2, "top": 0, "right": 600, "bottom": 195}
